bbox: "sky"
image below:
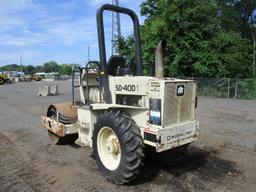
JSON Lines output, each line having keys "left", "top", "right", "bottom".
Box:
{"left": 0, "top": 0, "right": 144, "bottom": 67}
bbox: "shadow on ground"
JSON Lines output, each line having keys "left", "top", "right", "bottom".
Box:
{"left": 130, "top": 145, "right": 241, "bottom": 186}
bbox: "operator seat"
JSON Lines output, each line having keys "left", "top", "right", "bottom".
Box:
{"left": 107, "top": 55, "right": 126, "bottom": 76}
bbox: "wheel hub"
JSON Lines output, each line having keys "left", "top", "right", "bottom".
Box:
{"left": 97, "top": 127, "right": 121, "bottom": 171}
{"left": 106, "top": 138, "right": 120, "bottom": 155}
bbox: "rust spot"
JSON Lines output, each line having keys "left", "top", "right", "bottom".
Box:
{"left": 144, "top": 128, "right": 157, "bottom": 135}
{"left": 41, "top": 116, "right": 65, "bottom": 137}
{"left": 180, "top": 102, "right": 187, "bottom": 113}
{"left": 49, "top": 102, "right": 77, "bottom": 120}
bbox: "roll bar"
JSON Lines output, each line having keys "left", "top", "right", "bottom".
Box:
{"left": 97, "top": 4, "right": 143, "bottom": 103}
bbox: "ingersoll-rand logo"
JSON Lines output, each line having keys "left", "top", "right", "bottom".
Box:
{"left": 177, "top": 85, "right": 185, "bottom": 96}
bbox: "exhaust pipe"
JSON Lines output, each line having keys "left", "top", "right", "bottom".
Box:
{"left": 155, "top": 40, "right": 166, "bottom": 78}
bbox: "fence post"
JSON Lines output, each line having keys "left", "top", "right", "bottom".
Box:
{"left": 235, "top": 80, "right": 237, "bottom": 99}
{"left": 227, "top": 78, "right": 230, "bottom": 99}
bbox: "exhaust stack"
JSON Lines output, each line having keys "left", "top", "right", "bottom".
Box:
{"left": 155, "top": 40, "right": 166, "bottom": 78}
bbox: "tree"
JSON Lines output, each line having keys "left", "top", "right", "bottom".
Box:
{"left": 116, "top": 36, "right": 136, "bottom": 70}
{"left": 0, "top": 64, "right": 21, "bottom": 71}
{"left": 35, "top": 66, "right": 43, "bottom": 73}
{"left": 25, "top": 65, "right": 35, "bottom": 74}
{"left": 219, "top": 0, "right": 256, "bottom": 77}
{"left": 118, "top": 0, "right": 254, "bottom": 78}
{"left": 58, "top": 64, "right": 74, "bottom": 75}
{"left": 0, "top": 62, "right": 80, "bottom": 76}
{"left": 43, "top": 61, "right": 59, "bottom": 73}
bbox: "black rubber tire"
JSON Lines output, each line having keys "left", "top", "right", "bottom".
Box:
{"left": 93, "top": 110, "right": 144, "bottom": 185}
{"left": 0, "top": 77, "right": 5, "bottom": 85}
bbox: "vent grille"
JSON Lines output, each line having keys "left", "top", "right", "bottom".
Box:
{"left": 163, "top": 82, "right": 195, "bottom": 127}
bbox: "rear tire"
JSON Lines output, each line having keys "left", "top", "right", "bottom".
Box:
{"left": 93, "top": 111, "right": 144, "bottom": 185}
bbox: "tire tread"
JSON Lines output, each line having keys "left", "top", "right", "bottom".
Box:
{"left": 93, "top": 110, "right": 144, "bottom": 185}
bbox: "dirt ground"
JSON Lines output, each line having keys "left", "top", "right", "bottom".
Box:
{"left": 0, "top": 81, "right": 255, "bottom": 192}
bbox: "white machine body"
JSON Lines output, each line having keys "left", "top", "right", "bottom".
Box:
{"left": 74, "top": 75, "right": 199, "bottom": 152}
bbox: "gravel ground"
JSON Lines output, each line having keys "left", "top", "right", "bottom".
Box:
{"left": 0, "top": 81, "right": 255, "bottom": 192}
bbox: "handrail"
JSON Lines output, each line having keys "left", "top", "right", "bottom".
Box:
{"left": 71, "top": 66, "right": 82, "bottom": 106}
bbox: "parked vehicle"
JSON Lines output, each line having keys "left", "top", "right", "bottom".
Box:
{"left": 0, "top": 74, "right": 12, "bottom": 85}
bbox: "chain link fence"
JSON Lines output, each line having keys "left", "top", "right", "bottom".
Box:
{"left": 58, "top": 76, "right": 256, "bottom": 100}
{"left": 187, "top": 77, "right": 256, "bottom": 100}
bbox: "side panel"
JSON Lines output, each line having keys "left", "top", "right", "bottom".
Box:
{"left": 85, "top": 78, "right": 199, "bottom": 152}
{"left": 163, "top": 81, "right": 196, "bottom": 127}
{"left": 125, "top": 109, "right": 148, "bottom": 128}
{"left": 109, "top": 76, "right": 153, "bottom": 106}
{"left": 110, "top": 76, "right": 150, "bottom": 96}
{"left": 77, "top": 107, "right": 99, "bottom": 147}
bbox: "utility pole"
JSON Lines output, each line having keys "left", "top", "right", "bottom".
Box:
{"left": 87, "top": 46, "right": 90, "bottom": 62}
{"left": 20, "top": 56, "right": 23, "bottom": 73}
{"left": 85, "top": 46, "right": 90, "bottom": 63}
{"left": 112, "top": 0, "right": 121, "bottom": 55}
